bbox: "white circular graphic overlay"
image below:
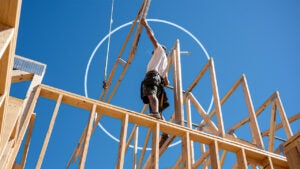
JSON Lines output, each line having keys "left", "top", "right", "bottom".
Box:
{"left": 84, "top": 18, "right": 213, "bottom": 150}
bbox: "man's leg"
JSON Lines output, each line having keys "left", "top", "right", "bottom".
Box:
{"left": 148, "top": 94, "right": 161, "bottom": 119}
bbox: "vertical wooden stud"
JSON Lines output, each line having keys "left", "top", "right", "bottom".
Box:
{"left": 182, "top": 132, "right": 192, "bottom": 169}
{"left": 36, "top": 94, "right": 63, "bottom": 169}
{"left": 137, "top": 128, "right": 151, "bottom": 169}
{"left": 78, "top": 104, "right": 97, "bottom": 169}
{"left": 132, "top": 127, "right": 139, "bottom": 169}
{"left": 236, "top": 149, "right": 247, "bottom": 169}
{"left": 151, "top": 122, "right": 159, "bottom": 169}
{"left": 172, "top": 40, "right": 184, "bottom": 125}
{"left": 20, "top": 114, "right": 36, "bottom": 167}
{"left": 116, "top": 114, "right": 129, "bottom": 169}
{"left": 209, "top": 140, "right": 221, "bottom": 169}
{"left": 185, "top": 97, "right": 195, "bottom": 163}
{"left": 268, "top": 102, "right": 276, "bottom": 152}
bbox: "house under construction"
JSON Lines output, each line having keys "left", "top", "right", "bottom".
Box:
{"left": 0, "top": 0, "right": 300, "bottom": 168}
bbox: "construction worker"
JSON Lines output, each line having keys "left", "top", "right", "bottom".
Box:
{"left": 140, "top": 18, "right": 169, "bottom": 147}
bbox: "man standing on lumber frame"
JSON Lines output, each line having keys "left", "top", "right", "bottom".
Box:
{"left": 140, "top": 18, "right": 170, "bottom": 147}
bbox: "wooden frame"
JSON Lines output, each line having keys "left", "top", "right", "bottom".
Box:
{"left": 34, "top": 84, "right": 290, "bottom": 168}
{"left": 0, "top": 0, "right": 299, "bottom": 168}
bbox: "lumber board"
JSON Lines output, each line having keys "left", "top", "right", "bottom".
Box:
{"left": 268, "top": 103, "right": 276, "bottom": 152}
{"left": 5, "top": 87, "right": 41, "bottom": 169}
{"left": 137, "top": 129, "right": 151, "bottom": 169}
{"left": 209, "top": 58, "right": 225, "bottom": 137}
{"left": 182, "top": 132, "right": 192, "bottom": 169}
{"left": 172, "top": 40, "right": 184, "bottom": 125}
{"left": 185, "top": 58, "right": 211, "bottom": 94}
{"left": 37, "top": 84, "right": 289, "bottom": 168}
{"left": 0, "top": 97, "right": 23, "bottom": 166}
{"left": 11, "top": 70, "right": 34, "bottom": 83}
{"left": 236, "top": 149, "right": 247, "bottom": 169}
{"left": 261, "top": 112, "right": 300, "bottom": 137}
{"left": 228, "top": 92, "right": 277, "bottom": 133}
{"left": 197, "top": 74, "right": 243, "bottom": 132}
{"left": 99, "top": 0, "right": 146, "bottom": 101}
{"left": 36, "top": 94, "right": 62, "bottom": 169}
{"left": 116, "top": 114, "right": 129, "bottom": 169}
{"left": 0, "top": 0, "right": 22, "bottom": 27}
{"left": 188, "top": 92, "right": 218, "bottom": 134}
{"left": 209, "top": 140, "right": 221, "bottom": 169}
{"left": 79, "top": 104, "right": 96, "bottom": 169}
{"left": 151, "top": 123, "right": 159, "bottom": 169}
{"left": 283, "top": 131, "right": 300, "bottom": 169}
{"left": 20, "top": 113, "right": 35, "bottom": 167}
{"left": 3, "top": 97, "right": 23, "bottom": 140}
{"left": 132, "top": 127, "right": 138, "bottom": 169}
{"left": 274, "top": 92, "right": 293, "bottom": 138}
{"left": 106, "top": 0, "right": 151, "bottom": 102}
{"left": 241, "top": 75, "right": 264, "bottom": 149}
{"left": 0, "top": 24, "right": 14, "bottom": 59}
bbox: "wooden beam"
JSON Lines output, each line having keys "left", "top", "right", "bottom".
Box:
{"left": 143, "top": 135, "right": 176, "bottom": 169}
{"left": 228, "top": 92, "right": 277, "bottom": 133}
{"left": 236, "top": 149, "right": 247, "bottom": 169}
{"left": 274, "top": 92, "right": 293, "bottom": 138}
{"left": 66, "top": 112, "right": 103, "bottom": 168}
{"left": 219, "top": 150, "right": 227, "bottom": 167}
{"left": 132, "top": 127, "right": 139, "bottom": 169}
{"left": 11, "top": 70, "right": 34, "bottom": 83}
{"left": 0, "top": 97, "right": 23, "bottom": 164}
{"left": 125, "top": 105, "right": 147, "bottom": 152}
{"left": 185, "top": 58, "right": 211, "bottom": 94}
{"left": 79, "top": 104, "right": 97, "bottom": 169}
{"left": 0, "top": 45, "right": 12, "bottom": 155}
{"left": 36, "top": 94, "right": 63, "bottom": 169}
{"left": 116, "top": 114, "right": 129, "bottom": 169}
{"left": 182, "top": 132, "right": 192, "bottom": 169}
{"left": 0, "top": 0, "right": 22, "bottom": 158}
{"left": 99, "top": 0, "right": 147, "bottom": 101}
{"left": 20, "top": 113, "right": 36, "bottom": 167}
{"left": 197, "top": 75, "right": 243, "bottom": 131}
{"left": 151, "top": 122, "right": 159, "bottom": 169}
{"left": 137, "top": 128, "right": 151, "bottom": 169}
{"left": 106, "top": 0, "right": 151, "bottom": 102}
{"left": 241, "top": 75, "right": 264, "bottom": 149}
{"left": 172, "top": 40, "right": 184, "bottom": 125}
{"left": 0, "top": 0, "right": 22, "bottom": 27}
{"left": 172, "top": 155, "right": 182, "bottom": 169}
{"left": 188, "top": 92, "right": 218, "bottom": 134}
{"left": 209, "top": 58, "right": 225, "bottom": 137}
{"left": 268, "top": 103, "right": 276, "bottom": 152}
{"left": 38, "top": 85, "right": 289, "bottom": 168}
{"left": 185, "top": 97, "right": 195, "bottom": 163}
{"left": 262, "top": 157, "right": 274, "bottom": 169}
{"left": 185, "top": 96, "right": 192, "bottom": 129}
{"left": 209, "top": 140, "right": 221, "bottom": 169}
{"left": 193, "top": 150, "right": 209, "bottom": 168}
{"left": 261, "top": 113, "right": 300, "bottom": 137}
{"left": 0, "top": 24, "right": 14, "bottom": 60}
{"left": 5, "top": 86, "right": 41, "bottom": 169}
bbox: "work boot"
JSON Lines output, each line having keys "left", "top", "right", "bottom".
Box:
{"left": 149, "top": 112, "right": 161, "bottom": 119}
{"left": 159, "top": 134, "right": 169, "bottom": 148}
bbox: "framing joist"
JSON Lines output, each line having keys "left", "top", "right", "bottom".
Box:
{"left": 36, "top": 84, "right": 289, "bottom": 168}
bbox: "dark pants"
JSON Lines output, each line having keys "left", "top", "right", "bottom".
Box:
{"left": 141, "top": 71, "right": 169, "bottom": 112}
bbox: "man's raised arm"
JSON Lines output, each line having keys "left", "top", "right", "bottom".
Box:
{"left": 141, "top": 18, "right": 159, "bottom": 48}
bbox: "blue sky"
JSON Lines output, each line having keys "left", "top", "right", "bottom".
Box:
{"left": 13, "top": 0, "right": 300, "bottom": 168}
